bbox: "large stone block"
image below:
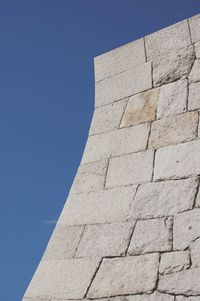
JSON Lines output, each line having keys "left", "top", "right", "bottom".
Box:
{"left": 189, "top": 14, "right": 200, "bottom": 43}
{"left": 195, "top": 41, "right": 200, "bottom": 59}
{"left": 159, "top": 251, "right": 190, "bottom": 274}
{"left": 154, "top": 140, "right": 200, "bottom": 181}
{"left": 129, "top": 178, "right": 198, "bottom": 219}
{"left": 145, "top": 20, "right": 191, "bottom": 61}
{"left": 94, "top": 38, "right": 145, "bottom": 82}
{"left": 188, "top": 82, "right": 200, "bottom": 110}
{"left": 189, "top": 59, "right": 200, "bottom": 84}
{"left": 59, "top": 186, "right": 137, "bottom": 225}
{"left": 87, "top": 254, "right": 159, "bottom": 298}
{"left": 106, "top": 150, "right": 154, "bottom": 187}
{"left": 191, "top": 238, "right": 200, "bottom": 268}
{"left": 95, "top": 62, "right": 152, "bottom": 107}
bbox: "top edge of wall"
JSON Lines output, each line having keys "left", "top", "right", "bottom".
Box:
{"left": 94, "top": 12, "right": 200, "bottom": 83}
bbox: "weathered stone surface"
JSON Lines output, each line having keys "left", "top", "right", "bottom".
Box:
{"left": 195, "top": 189, "right": 200, "bottom": 207}
{"left": 22, "top": 298, "right": 50, "bottom": 301}
{"left": 111, "top": 123, "right": 150, "bottom": 156}
{"left": 157, "top": 79, "right": 187, "bottom": 119}
{"left": 94, "top": 38, "right": 145, "bottom": 82}
{"left": 158, "top": 267, "right": 200, "bottom": 295}
{"left": 195, "top": 42, "right": 200, "bottom": 59}
{"left": 59, "top": 186, "right": 137, "bottom": 225}
{"left": 176, "top": 297, "right": 200, "bottom": 301}
{"left": 145, "top": 20, "right": 191, "bottom": 61}
{"left": 154, "top": 140, "right": 200, "bottom": 181}
{"left": 189, "top": 14, "right": 200, "bottom": 43}
{"left": 106, "top": 150, "right": 153, "bottom": 187}
{"left": 159, "top": 251, "right": 190, "bottom": 274}
{"left": 87, "top": 254, "right": 159, "bottom": 298}
{"left": 128, "top": 217, "right": 172, "bottom": 255}
{"left": 189, "top": 60, "right": 200, "bottom": 84}
{"left": 153, "top": 46, "right": 195, "bottom": 87}
{"left": 149, "top": 112, "right": 198, "bottom": 149}
{"left": 70, "top": 159, "right": 108, "bottom": 195}
{"left": 43, "top": 225, "right": 84, "bottom": 260}
{"left": 95, "top": 62, "right": 152, "bottom": 107}
{"left": 24, "top": 259, "right": 100, "bottom": 299}
{"left": 120, "top": 88, "right": 159, "bottom": 128}
{"left": 191, "top": 238, "right": 200, "bottom": 268}
{"left": 129, "top": 178, "right": 198, "bottom": 219}
{"left": 98, "top": 292, "right": 174, "bottom": 301}
{"left": 188, "top": 82, "right": 200, "bottom": 110}
{"left": 89, "top": 100, "right": 126, "bottom": 135}
{"left": 173, "top": 209, "right": 200, "bottom": 249}
{"left": 75, "top": 221, "right": 134, "bottom": 258}
{"left": 149, "top": 292, "right": 175, "bottom": 301}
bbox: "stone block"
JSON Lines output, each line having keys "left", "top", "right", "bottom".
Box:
{"left": 93, "top": 292, "right": 174, "bottom": 301}
{"left": 159, "top": 251, "right": 190, "bottom": 274}
{"left": 128, "top": 217, "right": 172, "bottom": 255}
{"left": 195, "top": 42, "right": 200, "bottom": 58}
{"left": 94, "top": 38, "right": 145, "bottom": 82}
{"left": 189, "top": 14, "right": 200, "bottom": 43}
{"left": 157, "top": 79, "right": 187, "bottom": 119}
{"left": 105, "top": 150, "right": 154, "bottom": 187}
{"left": 145, "top": 20, "right": 191, "bottom": 61}
{"left": 87, "top": 254, "right": 159, "bottom": 298}
{"left": 24, "top": 259, "right": 100, "bottom": 299}
{"left": 59, "top": 186, "right": 137, "bottom": 225}
{"left": 95, "top": 62, "right": 152, "bottom": 107}
{"left": 129, "top": 178, "right": 198, "bottom": 219}
{"left": 173, "top": 209, "right": 200, "bottom": 249}
{"left": 176, "top": 297, "right": 200, "bottom": 301}
{"left": 189, "top": 59, "right": 200, "bottom": 84}
{"left": 149, "top": 111, "right": 198, "bottom": 149}
{"left": 75, "top": 221, "right": 134, "bottom": 258}
{"left": 188, "top": 82, "right": 200, "bottom": 110}
{"left": 195, "top": 189, "right": 200, "bottom": 208}
{"left": 120, "top": 88, "right": 159, "bottom": 128}
{"left": 149, "top": 292, "right": 175, "bottom": 301}
{"left": 153, "top": 46, "right": 195, "bottom": 87}
{"left": 190, "top": 238, "right": 200, "bottom": 268}
{"left": 154, "top": 140, "right": 200, "bottom": 181}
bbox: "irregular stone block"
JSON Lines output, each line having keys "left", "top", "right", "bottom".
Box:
{"left": 159, "top": 251, "right": 190, "bottom": 274}
{"left": 149, "top": 111, "right": 198, "bottom": 149}
{"left": 189, "top": 59, "right": 200, "bottom": 84}
{"left": 129, "top": 178, "right": 197, "bottom": 219}
{"left": 176, "top": 297, "right": 200, "bottom": 301}
{"left": 94, "top": 38, "right": 145, "bottom": 82}
{"left": 145, "top": 20, "right": 191, "bottom": 61}
{"left": 24, "top": 259, "right": 100, "bottom": 299}
{"left": 87, "top": 254, "right": 159, "bottom": 298}
{"left": 173, "top": 209, "right": 200, "bottom": 249}
{"left": 157, "top": 79, "right": 187, "bottom": 118}
{"left": 106, "top": 150, "right": 154, "bottom": 187}
{"left": 89, "top": 100, "right": 127, "bottom": 135}
{"left": 111, "top": 123, "right": 150, "bottom": 156}
{"left": 59, "top": 186, "right": 137, "bottom": 225}
{"left": 195, "top": 42, "right": 200, "bottom": 59}
{"left": 70, "top": 159, "right": 108, "bottom": 195}
{"left": 95, "top": 62, "right": 152, "bottom": 107}
{"left": 75, "top": 221, "right": 134, "bottom": 258}
{"left": 120, "top": 88, "right": 159, "bottom": 128}
{"left": 188, "top": 82, "right": 200, "bottom": 110}
{"left": 189, "top": 14, "right": 200, "bottom": 43}
{"left": 43, "top": 225, "right": 84, "bottom": 260}
{"left": 154, "top": 140, "right": 200, "bottom": 181}
{"left": 128, "top": 217, "right": 172, "bottom": 255}
{"left": 191, "top": 238, "right": 200, "bottom": 268}
{"left": 149, "top": 292, "right": 175, "bottom": 301}
{"left": 153, "top": 46, "right": 195, "bottom": 87}
{"left": 158, "top": 267, "right": 200, "bottom": 295}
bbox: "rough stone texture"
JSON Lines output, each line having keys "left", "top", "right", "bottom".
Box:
{"left": 153, "top": 46, "right": 195, "bottom": 87}
{"left": 87, "top": 254, "right": 159, "bottom": 298}
{"left": 92, "top": 292, "right": 174, "bottom": 301}
{"left": 190, "top": 238, "right": 200, "bottom": 268}
{"left": 24, "top": 259, "right": 100, "bottom": 299}
{"left": 188, "top": 82, "right": 200, "bottom": 111}
{"left": 189, "top": 60, "right": 200, "bottom": 84}
{"left": 95, "top": 62, "right": 152, "bottom": 107}
{"left": 158, "top": 267, "right": 200, "bottom": 295}
{"left": 173, "top": 209, "right": 200, "bottom": 250}
{"left": 195, "top": 189, "right": 200, "bottom": 208}
{"left": 128, "top": 217, "right": 172, "bottom": 255}
{"left": 111, "top": 123, "right": 150, "bottom": 156}
{"left": 94, "top": 38, "right": 145, "bottom": 82}
{"left": 157, "top": 79, "right": 187, "bottom": 119}
{"left": 43, "top": 225, "right": 84, "bottom": 260}
{"left": 120, "top": 88, "right": 159, "bottom": 128}
{"left": 159, "top": 251, "right": 190, "bottom": 274}
{"left": 145, "top": 20, "right": 191, "bottom": 61}
{"left": 189, "top": 14, "right": 200, "bottom": 43}
{"left": 59, "top": 186, "right": 137, "bottom": 225}
{"left": 176, "top": 297, "right": 200, "bottom": 301}
{"left": 105, "top": 150, "right": 154, "bottom": 187}
{"left": 89, "top": 100, "right": 126, "bottom": 135}
{"left": 75, "top": 221, "right": 134, "bottom": 258}
{"left": 149, "top": 111, "right": 198, "bottom": 149}
{"left": 70, "top": 159, "right": 108, "bottom": 195}
{"left": 129, "top": 178, "right": 198, "bottom": 219}
{"left": 154, "top": 140, "right": 200, "bottom": 181}
{"left": 22, "top": 299, "right": 50, "bottom": 301}
{"left": 195, "top": 42, "right": 200, "bottom": 59}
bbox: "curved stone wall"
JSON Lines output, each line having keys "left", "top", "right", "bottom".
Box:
{"left": 23, "top": 13, "right": 200, "bottom": 301}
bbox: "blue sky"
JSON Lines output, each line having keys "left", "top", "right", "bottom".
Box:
{"left": 0, "top": 1, "right": 199, "bottom": 300}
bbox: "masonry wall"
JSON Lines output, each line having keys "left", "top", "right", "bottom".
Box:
{"left": 23, "top": 13, "right": 200, "bottom": 301}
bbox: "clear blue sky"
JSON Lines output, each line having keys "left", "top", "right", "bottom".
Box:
{"left": 0, "top": 1, "right": 199, "bottom": 300}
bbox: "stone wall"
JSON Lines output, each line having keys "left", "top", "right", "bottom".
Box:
{"left": 23, "top": 13, "right": 200, "bottom": 301}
